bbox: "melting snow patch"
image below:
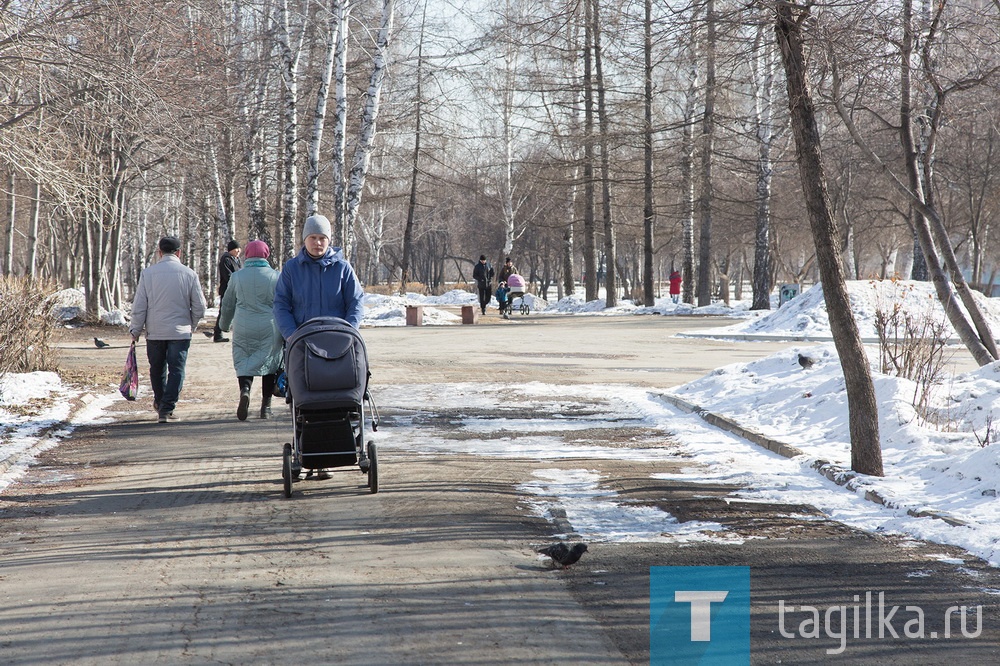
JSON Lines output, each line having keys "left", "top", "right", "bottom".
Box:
{"left": 519, "top": 468, "right": 742, "bottom": 545}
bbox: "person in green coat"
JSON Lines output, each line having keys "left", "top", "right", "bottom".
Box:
{"left": 219, "top": 240, "right": 283, "bottom": 420}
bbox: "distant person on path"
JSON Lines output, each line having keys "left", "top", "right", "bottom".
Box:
{"left": 273, "top": 214, "right": 365, "bottom": 339}
{"left": 497, "top": 257, "right": 516, "bottom": 285}
{"left": 495, "top": 282, "right": 510, "bottom": 318}
{"left": 472, "top": 255, "right": 494, "bottom": 315}
{"left": 129, "top": 236, "right": 207, "bottom": 424}
{"left": 212, "top": 240, "right": 242, "bottom": 342}
{"left": 219, "top": 240, "right": 283, "bottom": 420}
{"left": 669, "top": 270, "right": 682, "bottom": 304}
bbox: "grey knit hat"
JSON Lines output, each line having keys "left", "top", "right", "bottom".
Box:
{"left": 302, "top": 214, "right": 332, "bottom": 241}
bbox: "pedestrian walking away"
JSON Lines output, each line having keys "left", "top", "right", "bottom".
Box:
{"left": 212, "top": 239, "right": 242, "bottom": 342}
{"left": 219, "top": 240, "right": 283, "bottom": 421}
{"left": 472, "top": 255, "right": 494, "bottom": 315}
{"left": 129, "top": 236, "right": 207, "bottom": 423}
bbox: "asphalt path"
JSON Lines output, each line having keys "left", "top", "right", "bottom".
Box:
{"left": 2, "top": 313, "right": 999, "bottom": 664}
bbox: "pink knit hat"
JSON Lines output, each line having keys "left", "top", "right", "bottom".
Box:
{"left": 245, "top": 240, "right": 270, "bottom": 259}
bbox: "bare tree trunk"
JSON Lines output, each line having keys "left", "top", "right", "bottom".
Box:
{"left": 5, "top": 170, "right": 14, "bottom": 277}
{"left": 28, "top": 180, "right": 40, "bottom": 279}
{"left": 695, "top": 0, "right": 716, "bottom": 307}
{"left": 776, "top": 1, "right": 883, "bottom": 477}
{"left": 751, "top": 18, "right": 774, "bottom": 311}
{"left": 641, "top": 0, "right": 654, "bottom": 306}
{"left": 681, "top": 13, "right": 698, "bottom": 305}
{"left": 592, "top": 0, "right": 615, "bottom": 307}
{"left": 331, "top": 0, "right": 351, "bottom": 246}
{"left": 582, "top": 0, "right": 597, "bottom": 301}
{"left": 306, "top": 2, "right": 340, "bottom": 219}
{"left": 343, "top": 0, "right": 395, "bottom": 261}
{"left": 400, "top": 0, "right": 427, "bottom": 294}
{"left": 277, "top": 0, "right": 300, "bottom": 254}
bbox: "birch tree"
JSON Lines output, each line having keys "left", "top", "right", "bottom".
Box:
{"left": 591, "top": 0, "right": 617, "bottom": 307}
{"left": 276, "top": 0, "right": 303, "bottom": 259}
{"left": 331, "top": 0, "right": 352, "bottom": 245}
{"left": 305, "top": 1, "right": 341, "bottom": 218}
{"left": 751, "top": 15, "right": 776, "bottom": 310}
{"left": 343, "top": 0, "right": 395, "bottom": 260}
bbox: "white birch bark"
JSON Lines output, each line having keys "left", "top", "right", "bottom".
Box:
{"left": 751, "top": 18, "right": 774, "bottom": 310}
{"left": 344, "top": 0, "right": 395, "bottom": 259}
{"left": 332, "top": 0, "right": 351, "bottom": 244}
{"left": 305, "top": 0, "right": 342, "bottom": 218}
{"left": 277, "top": 0, "right": 301, "bottom": 261}
{"left": 28, "top": 180, "right": 40, "bottom": 279}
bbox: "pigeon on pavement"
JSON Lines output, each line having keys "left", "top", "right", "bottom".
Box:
{"left": 797, "top": 353, "right": 815, "bottom": 369}
{"left": 537, "top": 542, "right": 588, "bottom": 569}
{"left": 94, "top": 337, "right": 110, "bottom": 348}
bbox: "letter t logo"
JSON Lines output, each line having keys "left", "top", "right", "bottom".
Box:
{"left": 674, "top": 591, "right": 730, "bottom": 641}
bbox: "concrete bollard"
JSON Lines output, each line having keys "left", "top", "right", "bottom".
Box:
{"left": 461, "top": 305, "right": 477, "bottom": 324}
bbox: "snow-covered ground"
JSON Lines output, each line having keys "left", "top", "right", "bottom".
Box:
{"left": 6, "top": 280, "right": 1000, "bottom": 569}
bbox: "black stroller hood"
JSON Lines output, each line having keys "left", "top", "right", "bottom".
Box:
{"left": 284, "top": 317, "right": 369, "bottom": 409}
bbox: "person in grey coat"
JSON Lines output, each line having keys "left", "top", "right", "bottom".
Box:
{"left": 129, "top": 236, "right": 207, "bottom": 423}
{"left": 218, "top": 239, "right": 283, "bottom": 420}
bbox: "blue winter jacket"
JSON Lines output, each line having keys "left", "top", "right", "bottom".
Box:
{"left": 273, "top": 246, "right": 365, "bottom": 338}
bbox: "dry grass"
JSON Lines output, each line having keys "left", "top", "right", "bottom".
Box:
{"left": 366, "top": 281, "right": 478, "bottom": 296}
{"left": 0, "top": 277, "right": 59, "bottom": 376}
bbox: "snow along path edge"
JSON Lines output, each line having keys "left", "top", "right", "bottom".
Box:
{"left": 656, "top": 392, "right": 970, "bottom": 529}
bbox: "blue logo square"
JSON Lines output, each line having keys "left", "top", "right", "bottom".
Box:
{"left": 651, "top": 566, "right": 750, "bottom": 665}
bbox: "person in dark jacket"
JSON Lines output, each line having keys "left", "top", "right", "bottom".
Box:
{"left": 497, "top": 257, "right": 516, "bottom": 286}
{"left": 219, "top": 240, "right": 282, "bottom": 420}
{"left": 273, "top": 214, "right": 364, "bottom": 339}
{"left": 472, "top": 255, "right": 494, "bottom": 315}
{"left": 213, "top": 240, "right": 242, "bottom": 342}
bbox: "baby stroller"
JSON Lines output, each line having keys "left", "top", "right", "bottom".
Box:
{"left": 280, "top": 316, "right": 380, "bottom": 497}
{"left": 506, "top": 274, "right": 530, "bottom": 315}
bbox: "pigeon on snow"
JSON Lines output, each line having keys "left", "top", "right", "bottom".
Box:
{"left": 93, "top": 337, "right": 110, "bottom": 349}
{"left": 537, "top": 542, "right": 588, "bottom": 569}
{"left": 797, "top": 353, "right": 815, "bottom": 369}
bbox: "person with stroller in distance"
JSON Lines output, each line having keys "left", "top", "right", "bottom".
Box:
{"left": 473, "top": 254, "right": 494, "bottom": 315}
{"left": 273, "top": 214, "right": 365, "bottom": 338}
{"left": 129, "top": 236, "right": 207, "bottom": 424}
{"left": 218, "top": 240, "right": 283, "bottom": 421}
{"left": 497, "top": 256, "right": 516, "bottom": 286}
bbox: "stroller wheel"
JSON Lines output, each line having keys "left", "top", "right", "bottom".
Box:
{"left": 367, "top": 442, "right": 379, "bottom": 494}
{"left": 282, "top": 443, "right": 293, "bottom": 498}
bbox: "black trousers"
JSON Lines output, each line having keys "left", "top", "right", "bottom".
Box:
{"left": 478, "top": 284, "right": 491, "bottom": 312}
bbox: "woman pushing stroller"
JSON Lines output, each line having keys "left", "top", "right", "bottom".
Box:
{"left": 273, "top": 214, "right": 365, "bottom": 480}
{"left": 273, "top": 214, "right": 365, "bottom": 337}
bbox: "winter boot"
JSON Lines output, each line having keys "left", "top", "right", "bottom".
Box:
{"left": 237, "top": 377, "right": 252, "bottom": 421}
{"left": 260, "top": 394, "right": 272, "bottom": 420}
